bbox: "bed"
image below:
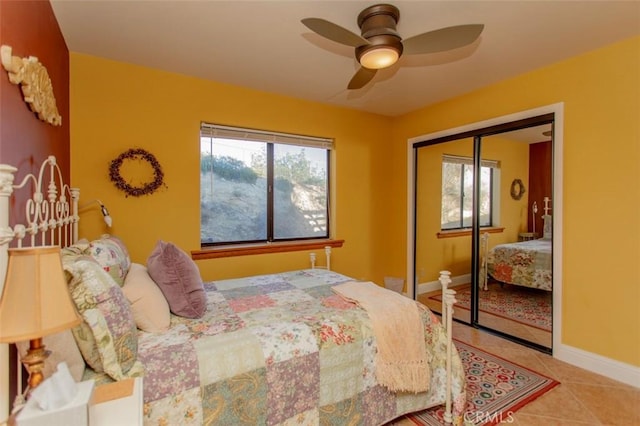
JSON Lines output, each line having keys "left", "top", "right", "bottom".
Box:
{"left": 0, "top": 156, "right": 466, "bottom": 425}
{"left": 480, "top": 215, "right": 552, "bottom": 291}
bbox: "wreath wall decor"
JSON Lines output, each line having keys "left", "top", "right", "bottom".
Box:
{"left": 109, "top": 148, "right": 166, "bottom": 197}
{"left": 510, "top": 178, "right": 526, "bottom": 200}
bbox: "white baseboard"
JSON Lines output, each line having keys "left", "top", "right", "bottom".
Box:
{"left": 417, "top": 273, "right": 470, "bottom": 294}
{"left": 554, "top": 342, "right": 640, "bottom": 389}
{"left": 417, "top": 273, "right": 640, "bottom": 388}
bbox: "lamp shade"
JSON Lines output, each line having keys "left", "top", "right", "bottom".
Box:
{"left": 0, "top": 246, "right": 81, "bottom": 343}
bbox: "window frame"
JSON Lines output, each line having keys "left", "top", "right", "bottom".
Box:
{"left": 440, "top": 154, "right": 499, "bottom": 231}
{"left": 200, "top": 123, "right": 333, "bottom": 247}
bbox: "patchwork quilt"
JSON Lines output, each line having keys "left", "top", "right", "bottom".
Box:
{"left": 86, "top": 269, "right": 466, "bottom": 425}
{"left": 487, "top": 238, "right": 552, "bottom": 291}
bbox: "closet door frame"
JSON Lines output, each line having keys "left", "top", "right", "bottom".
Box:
{"left": 407, "top": 103, "right": 564, "bottom": 354}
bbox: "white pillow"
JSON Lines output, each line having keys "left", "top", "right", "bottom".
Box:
{"left": 122, "top": 263, "right": 171, "bottom": 332}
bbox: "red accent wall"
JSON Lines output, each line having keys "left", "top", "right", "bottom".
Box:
{"left": 0, "top": 0, "right": 70, "bottom": 409}
{"left": 0, "top": 0, "right": 70, "bottom": 181}
{"left": 527, "top": 141, "right": 552, "bottom": 234}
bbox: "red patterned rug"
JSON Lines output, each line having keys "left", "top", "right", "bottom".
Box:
{"left": 401, "top": 340, "right": 559, "bottom": 425}
{"left": 429, "top": 284, "right": 551, "bottom": 331}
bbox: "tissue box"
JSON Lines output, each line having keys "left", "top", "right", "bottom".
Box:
{"left": 16, "top": 381, "right": 95, "bottom": 426}
{"left": 90, "top": 378, "right": 143, "bottom": 426}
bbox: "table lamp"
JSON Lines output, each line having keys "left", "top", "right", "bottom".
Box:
{"left": 0, "top": 246, "right": 81, "bottom": 393}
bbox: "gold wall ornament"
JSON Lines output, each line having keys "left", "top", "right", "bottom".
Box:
{"left": 0, "top": 45, "right": 62, "bottom": 126}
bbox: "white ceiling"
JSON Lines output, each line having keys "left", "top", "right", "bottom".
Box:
{"left": 50, "top": 0, "right": 640, "bottom": 117}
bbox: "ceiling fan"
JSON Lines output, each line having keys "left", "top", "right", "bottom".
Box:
{"left": 302, "top": 3, "right": 484, "bottom": 90}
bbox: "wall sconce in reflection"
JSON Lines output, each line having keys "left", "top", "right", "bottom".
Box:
{"left": 80, "top": 199, "right": 113, "bottom": 227}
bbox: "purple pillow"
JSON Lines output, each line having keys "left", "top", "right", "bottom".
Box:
{"left": 146, "top": 241, "right": 206, "bottom": 318}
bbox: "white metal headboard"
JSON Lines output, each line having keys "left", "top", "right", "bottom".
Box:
{"left": 0, "top": 155, "right": 79, "bottom": 421}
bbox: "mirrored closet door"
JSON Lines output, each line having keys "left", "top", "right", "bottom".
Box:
{"left": 413, "top": 114, "right": 554, "bottom": 353}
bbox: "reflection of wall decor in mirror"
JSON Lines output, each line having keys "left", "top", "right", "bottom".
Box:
{"left": 510, "top": 178, "right": 526, "bottom": 200}
{"left": 0, "top": 45, "right": 62, "bottom": 126}
{"left": 109, "top": 148, "right": 166, "bottom": 197}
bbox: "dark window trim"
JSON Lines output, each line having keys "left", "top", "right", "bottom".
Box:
{"left": 200, "top": 131, "right": 332, "bottom": 246}
{"left": 441, "top": 159, "right": 496, "bottom": 231}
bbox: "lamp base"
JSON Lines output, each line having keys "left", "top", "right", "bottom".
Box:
{"left": 21, "top": 338, "right": 50, "bottom": 393}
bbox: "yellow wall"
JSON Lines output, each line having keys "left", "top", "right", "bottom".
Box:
{"left": 72, "top": 35, "right": 639, "bottom": 367}
{"left": 391, "top": 36, "right": 640, "bottom": 366}
{"left": 483, "top": 135, "right": 531, "bottom": 241}
{"left": 70, "top": 53, "right": 394, "bottom": 283}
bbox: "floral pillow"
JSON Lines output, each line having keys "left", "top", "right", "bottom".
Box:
{"left": 63, "top": 254, "right": 143, "bottom": 380}
{"left": 87, "top": 235, "right": 131, "bottom": 286}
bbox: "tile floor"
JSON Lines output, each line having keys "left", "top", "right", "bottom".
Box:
{"left": 391, "top": 321, "right": 640, "bottom": 425}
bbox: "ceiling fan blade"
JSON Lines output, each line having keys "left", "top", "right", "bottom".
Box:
{"left": 402, "top": 24, "right": 484, "bottom": 55}
{"left": 301, "top": 18, "right": 369, "bottom": 47}
{"left": 347, "top": 67, "right": 377, "bottom": 90}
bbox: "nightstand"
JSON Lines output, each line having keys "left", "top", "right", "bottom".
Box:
{"left": 89, "top": 377, "right": 143, "bottom": 426}
{"left": 518, "top": 232, "right": 538, "bottom": 241}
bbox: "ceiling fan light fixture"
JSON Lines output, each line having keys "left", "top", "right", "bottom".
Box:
{"left": 303, "top": 3, "right": 484, "bottom": 89}
{"left": 359, "top": 46, "right": 399, "bottom": 69}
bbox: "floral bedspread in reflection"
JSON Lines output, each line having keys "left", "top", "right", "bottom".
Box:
{"left": 487, "top": 238, "right": 552, "bottom": 291}
{"left": 86, "top": 269, "right": 466, "bottom": 425}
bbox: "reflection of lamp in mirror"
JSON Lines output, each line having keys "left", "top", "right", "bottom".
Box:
{"left": 81, "top": 199, "right": 112, "bottom": 227}
{"left": 0, "top": 246, "right": 81, "bottom": 395}
{"left": 532, "top": 201, "right": 538, "bottom": 234}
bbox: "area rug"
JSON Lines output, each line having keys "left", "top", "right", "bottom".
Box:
{"left": 402, "top": 340, "right": 559, "bottom": 425}
{"left": 429, "top": 284, "right": 552, "bottom": 331}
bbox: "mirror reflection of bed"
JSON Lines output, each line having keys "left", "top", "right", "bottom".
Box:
{"left": 476, "top": 210, "right": 553, "bottom": 348}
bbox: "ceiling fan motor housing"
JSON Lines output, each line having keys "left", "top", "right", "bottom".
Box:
{"left": 356, "top": 4, "right": 403, "bottom": 66}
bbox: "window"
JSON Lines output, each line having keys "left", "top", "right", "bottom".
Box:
{"left": 441, "top": 155, "right": 499, "bottom": 230}
{"left": 200, "top": 123, "right": 332, "bottom": 246}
